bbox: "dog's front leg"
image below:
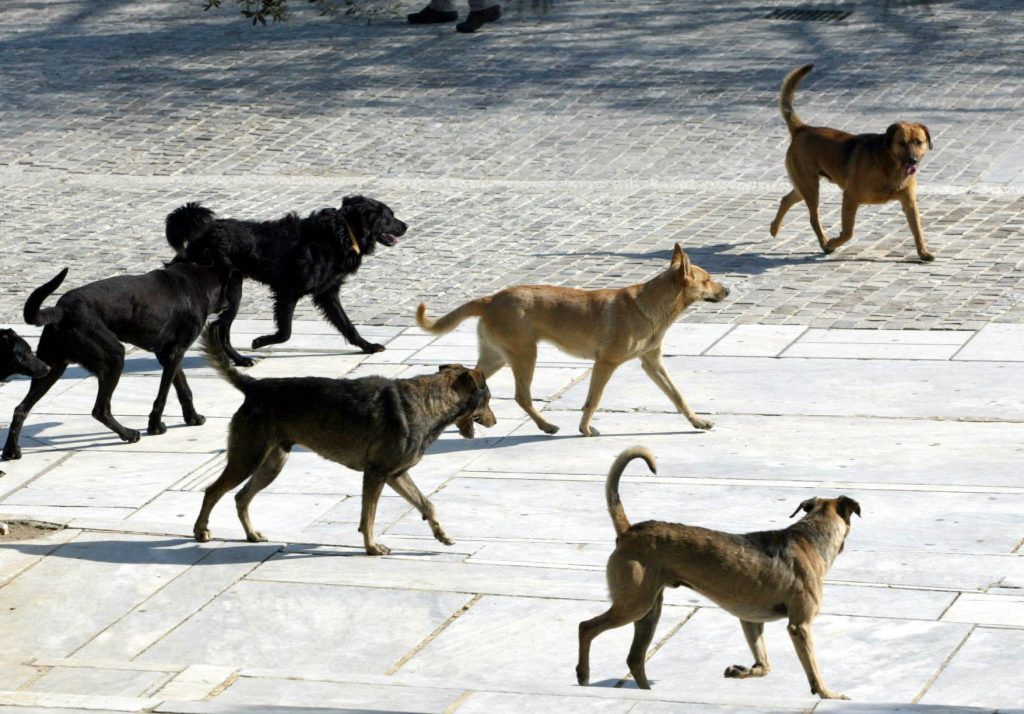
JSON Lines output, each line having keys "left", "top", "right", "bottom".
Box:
{"left": 386, "top": 471, "right": 454, "bottom": 546}
{"left": 899, "top": 189, "right": 934, "bottom": 262}
{"left": 639, "top": 351, "right": 713, "bottom": 430}
{"left": 824, "top": 193, "right": 858, "bottom": 254}
{"left": 312, "top": 291, "right": 384, "bottom": 354}
{"left": 218, "top": 276, "right": 256, "bottom": 367}
{"left": 787, "top": 621, "right": 848, "bottom": 700}
{"left": 359, "top": 470, "right": 390, "bottom": 555}
{"left": 724, "top": 620, "right": 771, "bottom": 679}
{"left": 578, "top": 361, "right": 621, "bottom": 436}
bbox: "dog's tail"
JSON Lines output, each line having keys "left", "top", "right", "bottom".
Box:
{"left": 416, "top": 299, "right": 488, "bottom": 335}
{"left": 23, "top": 268, "right": 69, "bottom": 326}
{"left": 200, "top": 321, "right": 255, "bottom": 393}
{"left": 606, "top": 447, "right": 657, "bottom": 537}
{"left": 780, "top": 64, "right": 813, "bottom": 136}
{"left": 166, "top": 202, "right": 216, "bottom": 257}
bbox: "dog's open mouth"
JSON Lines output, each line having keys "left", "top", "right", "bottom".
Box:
{"left": 456, "top": 409, "right": 496, "bottom": 439}
{"left": 905, "top": 164, "right": 918, "bottom": 177}
{"left": 378, "top": 234, "right": 399, "bottom": 247}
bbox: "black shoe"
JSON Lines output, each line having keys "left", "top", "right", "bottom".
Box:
{"left": 408, "top": 6, "right": 458, "bottom": 24}
{"left": 456, "top": 4, "right": 500, "bottom": 32}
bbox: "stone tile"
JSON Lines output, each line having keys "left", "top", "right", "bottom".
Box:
{"left": 919, "top": 628, "right": 1024, "bottom": 709}
{"left": 953, "top": 324, "right": 1024, "bottom": 362}
{"left": 705, "top": 325, "right": 807, "bottom": 357}
{"left": 211, "top": 674, "right": 461, "bottom": 712}
{"left": 659, "top": 324, "right": 736, "bottom": 357}
{"left": 27, "top": 665, "right": 172, "bottom": 698}
{"left": 782, "top": 343, "right": 963, "bottom": 360}
{"left": 940, "top": 593, "right": 1024, "bottom": 627}
{"left": 135, "top": 580, "right": 472, "bottom": 678}
{"left": 456, "top": 692, "right": 634, "bottom": 713}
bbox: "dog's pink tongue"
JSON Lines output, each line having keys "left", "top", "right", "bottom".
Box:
{"left": 906, "top": 165, "right": 918, "bottom": 176}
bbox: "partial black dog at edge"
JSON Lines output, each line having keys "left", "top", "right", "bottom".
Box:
{"left": 1, "top": 328, "right": 50, "bottom": 476}
{"left": 167, "top": 196, "right": 407, "bottom": 367}
{"left": 2, "top": 260, "right": 228, "bottom": 462}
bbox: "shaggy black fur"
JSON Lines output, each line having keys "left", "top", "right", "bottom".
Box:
{"left": 166, "top": 195, "right": 407, "bottom": 367}
{"left": 1, "top": 262, "right": 228, "bottom": 461}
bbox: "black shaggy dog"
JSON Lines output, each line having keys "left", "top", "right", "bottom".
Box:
{"left": 167, "top": 196, "right": 408, "bottom": 367}
{"left": 2, "top": 262, "right": 228, "bottom": 461}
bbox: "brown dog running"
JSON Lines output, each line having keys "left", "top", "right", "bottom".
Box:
{"left": 416, "top": 245, "right": 728, "bottom": 437}
{"left": 770, "top": 64, "right": 935, "bottom": 261}
{"left": 577, "top": 447, "right": 860, "bottom": 699}
{"left": 193, "top": 322, "right": 495, "bottom": 555}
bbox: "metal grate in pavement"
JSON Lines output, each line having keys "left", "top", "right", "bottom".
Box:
{"left": 764, "top": 7, "right": 853, "bottom": 21}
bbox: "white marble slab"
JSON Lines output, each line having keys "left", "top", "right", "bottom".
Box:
{"left": 0, "top": 533, "right": 207, "bottom": 658}
{"left": 211, "top": 674, "right": 461, "bottom": 712}
{"left": 27, "top": 666, "right": 171, "bottom": 698}
{"left": 953, "top": 324, "right": 1024, "bottom": 362}
{"left": 642, "top": 608, "right": 969, "bottom": 703}
{"left": 940, "top": 592, "right": 1024, "bottom": 627}
{"left": 706, "top": 325, "right": 807, "bottom": 357}
{"left": 919, "top": 627, "right": 1024, "bottom": 708}
{"left": 660, "top": 323, "right": 736, "bottom": 356}
{"left": 397, "top": 593, "right": 693, "bottom": 689}
{"left": 782, "top": 342, "right": 964, "bottom": 360}
{"left": 550, "top": 356, "right": 1024, "bottom": 420}
{"left": 833, "top": 550, "right": 1024, "bottom": 592}
{"left": 135, "top": 580, "right": 472, "bottom": 678}
{"left": 455, "top": 692, "right": 634, "bottom": 714}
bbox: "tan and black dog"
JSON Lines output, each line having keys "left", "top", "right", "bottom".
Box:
{"left": 577, "top": 447, "right": 860, "bottom": 699}
{"left": 194, "top": 322, "right": 495, "bottom": 555}
{"left": 771, "top": 64, "right": 935, "bottom": 261}
{"left": 416, "top": 245, "right": 728, "bottom": 437}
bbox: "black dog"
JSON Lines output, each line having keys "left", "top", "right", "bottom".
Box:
{"left": 1, "top": 329, "right": 49, "bottom": 382}
{"left": 166, "top": 196, "right": 407, "bottom": 367}
{"left": 1, "top": 328, "right": 49, "bottom": 476}
{"left": 2, "top": 261, "right": 228, "bottom": 461}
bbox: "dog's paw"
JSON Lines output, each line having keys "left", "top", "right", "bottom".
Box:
{"left": 365, "top": 543, "right": 391, "bottom": 556}
{"left": 579, "top": 426, "right": 600, "bottom": 437}
{"left": 194, "top": 529, "right": 213, "bottom": 543}
{"left": 233, "top": 356, "right": 257, "bottom": 368}
{"left": 123, "top": 429, "right": 141, "bottom": 443}
{"left": 817, "top": 689, "right": 850, "bottom": 700}
{"left": 692, "top": 418, "right": 714, "bottom": 430}
{"left": 246, "top": 530, "right": 267, "bottom": 543}
{"left": 147, "top": 421, "right": 167, "bottom": 436}
{"left": 918, "top": 251, "right": 935, "bottom": 262}
{"left": 541, "top": 423, "right": 560, "bottom": 435}
{"left": 185, "top": 413, "right": 206, "bottom": 427}
{"left": 575, "top": 665, "right": 589, "bottom": 686}
{"left": 360, "top": 342, "right": 386, "bottom": 354}
{"left": 1, "top": 445, "right": 21, "bottom": 461}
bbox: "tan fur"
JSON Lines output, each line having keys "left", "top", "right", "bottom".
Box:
{"left": 577, "top": 448, "right": 861, "bottom": 699}
{"left": 772, "top": 64, "right": 936, "bottom": 261}
{"left": 416, "top": 244, "right": 728, "bottom": 436}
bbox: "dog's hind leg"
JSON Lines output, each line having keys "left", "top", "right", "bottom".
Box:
{"left": 577, "top": 592, "right": 661, "bottom": 687}
{"left": 2, "top": 360, "right": 68, "bottom": 460}
{"left": 508, "top": 348, "right": 560, "bottom": 435}
{"left": 824, "top": 193, "right": 859, "bottom": 255}
{"left": 578, "top": 360, "right": 621, "bottom": 437}
{"left": 359, "top": 469, "right": 390, "bottom": 555}
{"left": 311, "top": 290, "right": 384, "bottom": 354}
{"left": 252, "top": 292, "right": 298, "bottom": 350}
{"left": 386, "top": 471, "right": 454, "bottom": 546}
{"left": 148, "top": 350, "right": 191, "bottom": 435}
{"left": 76, "top": 329, "right": 139, "bottom": 443}
{"left": 770, "top": 189, "right": 803, "bottom": 237}
{"left": 724, "top": 620, "right": 771, "bottom": 679}
{"left": 639, "top": 350, "right": 712, "bottom": 430}
{"left": 626, "top": 589, "right": 665, "bottom": 689}
{"left": 171, "top": 367, "right": 205, "bottom": 427}
{"left": 787, "top": 620, "right": 847, "bottom": 699}
{"left": 474, "top": 329, "right": 507, "bottom": 378}
{"left": 193, "top": 427, "right": 266, "bottom": 542}
{"left": 234, "top": 445, "right": 289, "bottom": 543}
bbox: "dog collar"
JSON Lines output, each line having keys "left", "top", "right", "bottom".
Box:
{"left": 343, "top": 218, "right": 361, "bottom": 255}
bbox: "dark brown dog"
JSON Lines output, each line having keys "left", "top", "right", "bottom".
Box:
{"left": 771, "top": 64, "right": 935, "bottom": 261}
{"left": 3, "top": 263, "right": 227, "bottom": 461}
{"left": 194, "top": 322, "right": 496, "bottom": 555}
{"left": 577, "top": 447, "right": 860, "bottom": 699}
{"left": 417, "top": 245, "right": 728, "bottom": 437}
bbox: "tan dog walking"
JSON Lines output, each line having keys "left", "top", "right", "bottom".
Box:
{"left": 416, "top": 245, "right": 728, "bottom": 437}
{"left": 771, "top": 64, "right": 935, "bottom": 261}
{"left": 577, "top": 447, "right": 860, "bottom": 699}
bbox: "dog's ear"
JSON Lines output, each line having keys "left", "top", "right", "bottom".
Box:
{"left": 918, "top": 123, "right": 933, "bottom": 150}
{"left": 671, "top": 244, "right": 692, "bottom": 279}
{"left": 789, "top": 497, "right": 818, "bottom": 518}
{"left": 885, "top": 122, "right": 902, "bottom": 148}
{"left": 438, "top": 363, "right": 465, "bottom": 372}
{"left": 836, "top": 496, "right": 861, "bottom": 524}
{"left": 342, "top": 195, "right": 364, "bottom": 207}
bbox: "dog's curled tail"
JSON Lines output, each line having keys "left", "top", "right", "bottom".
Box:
{"left": 23, "top": 268, "right": 69, "bottom": 327}
{"left": 166, "top": 202, "right": 216, "bottom": 257}
{"left": 416, "top": 299, "right": 488, "bottom": 335}
{"left": 200, "top": 322, "right": 255, "bottom": 394}
{"left": 780, "top": 64, "right": 814, "bottom": 136}
{"left": 606, "top": 447, "right": 657, "bottom": 536}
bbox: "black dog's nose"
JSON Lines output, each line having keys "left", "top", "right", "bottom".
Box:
{"left": 907, "top": 156, "right": 919, "bottom": 165}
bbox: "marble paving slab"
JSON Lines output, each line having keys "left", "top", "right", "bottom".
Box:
{"left": 918, "top": 627, "right": 1024, "bottom": 709}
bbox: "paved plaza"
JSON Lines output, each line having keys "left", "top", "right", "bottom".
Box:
{"left": 1, "top": 0, "right": 1023, "bottom": 712}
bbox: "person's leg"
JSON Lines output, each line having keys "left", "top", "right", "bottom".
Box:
{"left": 457, "top": 0, "right": 500, "bottom": 31}
{"left": 408, "top": 0, "right": 457, "bottom": 24}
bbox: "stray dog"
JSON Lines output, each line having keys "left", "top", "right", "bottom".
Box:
{"left": 2, "top": 262, "right": 228, "bottom": 461}
{"left": 1, "top": 329, "right": 49, "bottom": 382}
{"left": 167, "top": 196, "right": 408, "bottom": 367}
{"left": 1, "top": 328, "right": 49, "bottom": 477}
{"left": 194, "top": 322, "right": 495, "bottom": 555}
{"left": 417, "top": 244, "right": 728, "bottom": 436}
{"left": 771, "top": 64, "right": 935, "bottom": 261}
{"left": 577, "top": 447, "right": 860, "bottom": 699}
